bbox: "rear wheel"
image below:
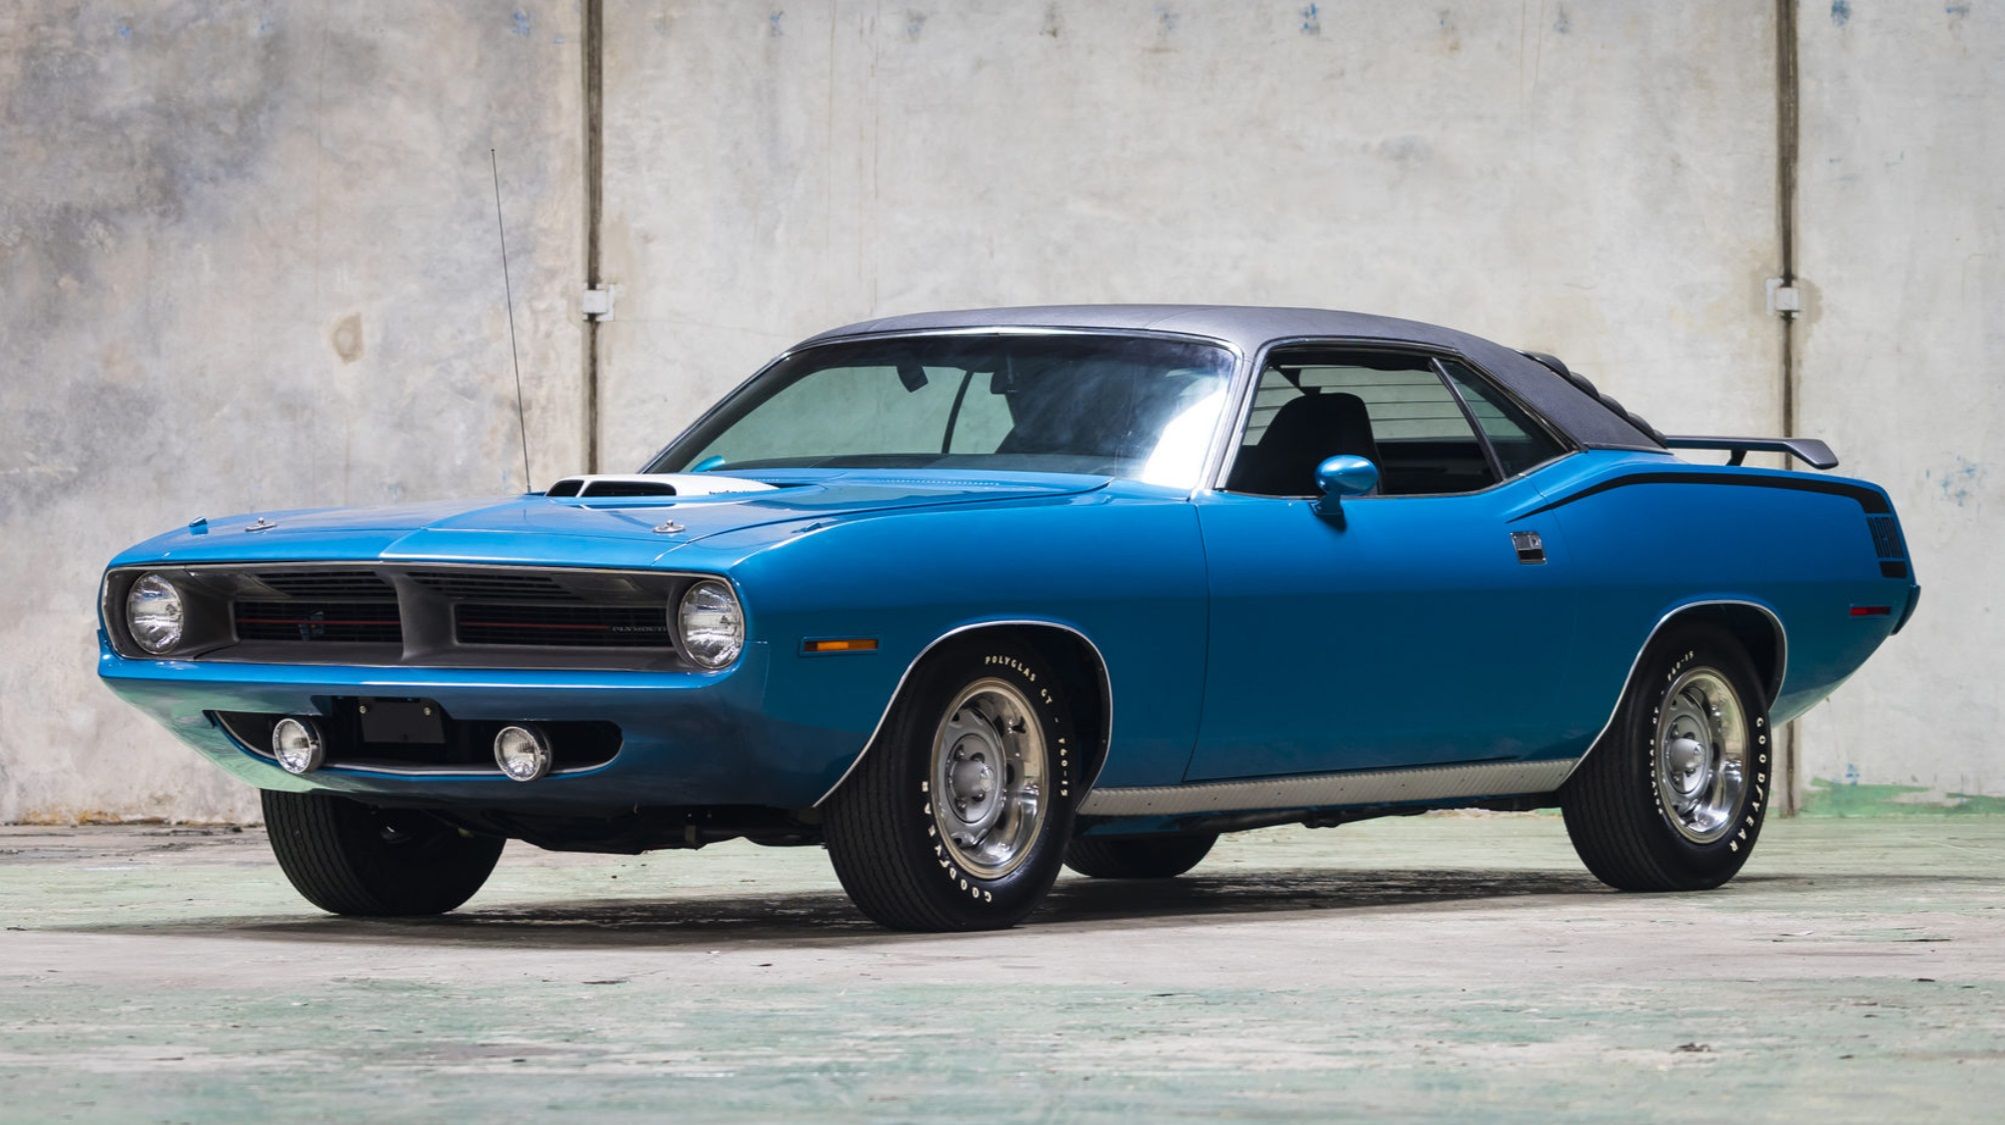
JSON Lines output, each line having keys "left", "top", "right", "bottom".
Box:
{"left": 1065, "top": 832, "right": 1217, "bottom": 879}
{"left": 262, "top": 790, "right": 504, "bottom": 916}
{"left": 1562, "top": 623, "right": 1771, "bottom": 891}
{"left": 823, "top": 638, "right": 1079, "bottom": 931}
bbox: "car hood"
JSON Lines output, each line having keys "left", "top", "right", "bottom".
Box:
{"left": 110, "top": 471, "right": 1112, "bottom": 569}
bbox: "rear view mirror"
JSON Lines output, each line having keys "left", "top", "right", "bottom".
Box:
{"left": 1314, "top": 455, "right": 1379, "bottom": 525}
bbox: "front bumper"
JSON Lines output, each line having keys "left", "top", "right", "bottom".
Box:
{"left": 98, "top": 640, "right": 858, "bottom": 811}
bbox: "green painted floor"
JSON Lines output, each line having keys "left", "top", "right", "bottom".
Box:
{"left": 1, "top": 814, "right": 2001, "bottom": 1121}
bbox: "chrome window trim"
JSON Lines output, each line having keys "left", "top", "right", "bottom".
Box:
{"left": 1206, "top": 336, "right": 1582, "bottom": 498}
{"left": 1432, "top": 354, "right": 1574, "bottom": 474}
{"left": 1433, "top": 355, "right": 1508, "bottom": 482}
{"left": 640, "top": 326, "right": 1248, "bottom": 497}
{"left": 809, "top": 618, "right": 1114, "bottom": 808}
{"left": 1555, "top": 597, "right": 1789, "bottom": 785}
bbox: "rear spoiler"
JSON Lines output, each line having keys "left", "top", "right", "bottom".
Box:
{"left": 1663, "top": 435, "right": 1839, "bottom": 470}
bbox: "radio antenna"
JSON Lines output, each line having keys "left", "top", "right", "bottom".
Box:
{"left": 490, "top": 148, "right": 533, "bottom": 490}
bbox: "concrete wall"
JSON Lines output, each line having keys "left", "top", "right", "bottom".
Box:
{"left": 0, "top": 2, "right": 586, "bottom": 821}
{"left": 0, "top": 1, "right": 1996, "bottom": 820}
{"left": 1794, "top": 1, "right": 2005, "bottom": 811}
{"left": 597, "top": 1, "right": 1782, "bottom": 468}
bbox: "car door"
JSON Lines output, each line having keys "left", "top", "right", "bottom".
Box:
{"left": 1184, "top": 347, "right": 1583, "bottom": 781}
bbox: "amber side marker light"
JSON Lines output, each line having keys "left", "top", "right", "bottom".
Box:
{"left": 803, "top": 638, "right": 879, "bottom": 654}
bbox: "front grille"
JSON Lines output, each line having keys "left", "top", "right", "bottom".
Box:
{"left": 456, "top": 603, "right": 674, "bottom": 648}
{"left": 125, "top": 564, "right": 702, "bottom": 668}
{"left": 254, "top": 570, "right": 398, "bottom": 599}
{"left": 411, "top": 570, "right": 584, "bottom": 602}
{"left": 234, "top": 601, "right": 403, "bottom": 643}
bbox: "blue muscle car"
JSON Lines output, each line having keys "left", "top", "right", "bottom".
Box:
{"left": 98, "top": 306, "right": 1918, "bottom": 931}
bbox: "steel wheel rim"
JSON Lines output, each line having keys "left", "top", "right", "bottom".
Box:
{"left": 1654, "top": 668, "right": 1749, "bottom": 844}
{"left": 931, "top": 678, "right": 1047, "bottom": 880}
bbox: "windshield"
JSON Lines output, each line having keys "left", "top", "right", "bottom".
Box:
{"left": 647, "top": 334, "right": 1237, "bottom": 489}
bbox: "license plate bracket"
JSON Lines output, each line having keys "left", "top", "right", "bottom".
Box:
{"left": 357, "top": 698, "right": 447, "bottom": 745}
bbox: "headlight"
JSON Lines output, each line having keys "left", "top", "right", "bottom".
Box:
{"left": 677, "top": 579, "right": 744, "bottom": 669}
{"left": 125, "top": 573, "right": 185, "bottom": 654}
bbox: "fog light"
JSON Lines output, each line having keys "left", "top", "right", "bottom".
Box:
{"left": 271, "top": 717, "right": 324, "bottom": 774}
{"left": 493, "top": 724, "right": 553, "bottom": 782}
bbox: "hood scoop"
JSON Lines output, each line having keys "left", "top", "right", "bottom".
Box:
{"left": 544, "top": 473, "right": 777, "bottom": 499}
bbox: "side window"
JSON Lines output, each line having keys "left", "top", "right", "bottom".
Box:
{"left": 1439, "top": 360, "right": 1568, "bottom": 477}
{"left": 1226, "top": 349, "right": 1496, "bottom": 497}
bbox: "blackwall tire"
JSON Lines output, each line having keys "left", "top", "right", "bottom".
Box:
{"left": 822, "top": 638, "right": 1080, "bottom": 931}
{"left": 1065, "top": 833, "right": 1217, "bottom": 879}
{"left": 1561, "top": 623, "right": 1772, "bottom": 892}
{"left": 261, "top": 790, "right": 504, "bottom": 916}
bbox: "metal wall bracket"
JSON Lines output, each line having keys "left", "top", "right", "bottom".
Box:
{"left": 1765, "top": 277, "right": 1802, "bottom": 317}
{"left": 582, "top": 284, "right": 617, "bottom": 321}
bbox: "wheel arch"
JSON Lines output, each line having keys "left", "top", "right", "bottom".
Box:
{"left": 811, "top": 619, "right": 1115, "bottom": 808}
{"left": 1669, "top": 601, "right": 1787, "bottom": 705}
{"left": 1566, "top": 598, "right": 1787, "bottom": 782}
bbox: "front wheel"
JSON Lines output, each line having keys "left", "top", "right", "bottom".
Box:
{"left": 262, "top": 791, "right": 504, "bottom": 916}
{"left": 1561, "top": 623, "right": 1771, "bottom": 892}
{"left": 822, "top": 638, "right": 1080, "bottom": 931}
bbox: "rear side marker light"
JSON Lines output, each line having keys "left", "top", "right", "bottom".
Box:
{"left": 803, "top": 638, "right": 879, "bottom": 654}
{"left": 1850, "top": 606, "right": 1892, "bottom": 617}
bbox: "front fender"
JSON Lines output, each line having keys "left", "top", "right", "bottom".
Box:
{"left": 730, "top": 488, "right": 1209, "bottom": 799}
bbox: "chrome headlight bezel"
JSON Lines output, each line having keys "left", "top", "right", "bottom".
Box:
{"left": 675, "top": 579, "right": 745, "bottom": 670}
{"left": 124, "top": 572, "right": 187, "bottom": 655}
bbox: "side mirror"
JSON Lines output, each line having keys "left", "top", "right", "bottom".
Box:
{"left": 1313, "top": 455, "right": 1379, "bottom": 525}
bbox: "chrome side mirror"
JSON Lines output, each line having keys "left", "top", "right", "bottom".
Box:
{"left": 1313, "top": 455, "right": 1379, "bottom": 525}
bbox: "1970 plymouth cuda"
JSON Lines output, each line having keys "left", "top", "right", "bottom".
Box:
{"left": 98, "top": 306, "right": 1917, "bottom": 931}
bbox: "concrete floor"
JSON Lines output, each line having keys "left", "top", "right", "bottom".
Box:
{"left": 0, "top": 814, "right": 2000, "bottom": 1121}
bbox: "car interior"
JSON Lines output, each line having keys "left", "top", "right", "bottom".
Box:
{"left": 1225, "top": 348, "right": 1561, "bottom": 497}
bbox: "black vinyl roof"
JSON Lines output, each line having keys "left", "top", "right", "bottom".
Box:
{"left": 803, "top": 304, "right": 1666, "bottom": 451}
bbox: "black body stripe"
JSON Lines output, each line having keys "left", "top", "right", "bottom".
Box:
{"left": 1518, "top": 471, "right": 1890, "bottom": 519}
